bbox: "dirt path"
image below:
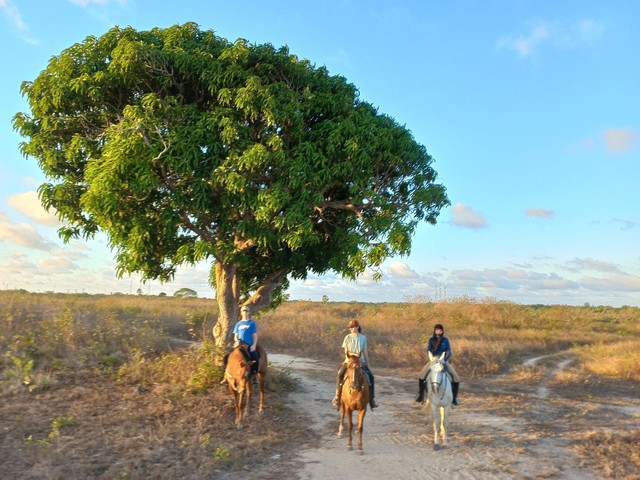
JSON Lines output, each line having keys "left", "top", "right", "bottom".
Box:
{"left": 269, "top": 353, "right": 639, "bottom": 480}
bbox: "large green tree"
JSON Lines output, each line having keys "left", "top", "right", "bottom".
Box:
{"left": 14, "top": 23, "right": 449, "bottom": 347}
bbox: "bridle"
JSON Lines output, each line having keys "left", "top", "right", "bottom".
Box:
{"left": 225, "top": 353, "right": 250, "bottom": 393}
{"left": 429, "top": 360, "right": 449, "bottom": 402}
{"left": 347, "top": 357, "right": 365, "bottom": 392}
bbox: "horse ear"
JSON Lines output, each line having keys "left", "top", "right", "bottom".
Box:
{"left": 428, "top": 351, "right": 434, "bottom": 362}
{"left": 439, "top": 352, "right": 446, "bottom": 361}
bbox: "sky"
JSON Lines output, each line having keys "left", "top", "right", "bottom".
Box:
{"left": 1, "top": 0, "right": 639, "bottom": 307}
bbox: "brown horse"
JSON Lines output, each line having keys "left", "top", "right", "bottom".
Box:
{"left": 337, "top": 354, "right": 369, "bottom": 453}
{"left": 224, "top": 344, "right": 267, "bottom": 428}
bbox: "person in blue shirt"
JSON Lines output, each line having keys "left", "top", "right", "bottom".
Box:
{"left": 415, "top": 323, "right": 461, "bottom": 405}
{"left": 233, "top": 305, "right": 260, "bottom": 374}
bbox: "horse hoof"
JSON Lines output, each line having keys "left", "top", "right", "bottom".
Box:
{"left": 433, "top": 444, "right": 440, "bottom": 451}
{"left": 348, "top": 445, "right": 353, "bottom": 451}
{"left": 357, "top": 449, "right": 364, "bottom": 456}
{"left": 337, "top": 432, "right": 343, "bottom": 439}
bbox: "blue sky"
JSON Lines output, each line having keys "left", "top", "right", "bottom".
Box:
{"left": 1, "top": 0, "right": 638, "bottom": 306}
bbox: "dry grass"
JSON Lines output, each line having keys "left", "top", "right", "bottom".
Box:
{"left": 259, "top": 299, "right": 640, "bottom": 381}
{"left": 575, "top": 340, "right": 640, "bottom": 381}
{"left": 574, "top": 431, "right": 640, "bottom": 480}
{"left": 1, "top": 291, "right": 639, "bottom": 479}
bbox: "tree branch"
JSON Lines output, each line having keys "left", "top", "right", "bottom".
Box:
{"left": 244, "top": 268, "right": 288, "bottom": 311}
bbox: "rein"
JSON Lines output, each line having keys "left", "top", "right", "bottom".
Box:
{"left": 429, "top": 362, "right": 450, "bottom": 403}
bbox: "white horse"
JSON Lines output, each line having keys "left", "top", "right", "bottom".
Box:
{"left": 425, "top": 351, "right": 453, "bottom": 449}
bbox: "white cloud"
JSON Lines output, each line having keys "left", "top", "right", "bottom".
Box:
{"left": 39, "top": 256, "right": 78, "bottom": 275}
{"left": 0, "top": 0, "right": 37, "bottom": 43}
{"left": 0, "top": 0, "right": 26, "bottom": 31}
{"left": 8, "top": 191, "right": 62, "bottom": 227}
{"left": 526, "top": 208, "right": 554, "bottom": 219}
{"left": 449, "top": 203, "right": 487, "bottom": 229}
{"left": 0, "top": 213, "right": 56, "bottom": 251}
{"left": 563, "top": 257, "right": 622, "bottom": 274}
{"left": 497, "top": 25, "right": 550, "bottom": 57}
{"left": 603, "top": 128, "right": 638, "bottom": 154}
{"left": 497, "top": 19, "right": 605, "bottom": 58}
{"left": 581, "top": 273, "right": 640, "bottom": 292}
{"left": 387, "top": 261, "right": 419, "bottom": 279}
{"left": 0, "top": 252, "right": 38, "bottom": 276}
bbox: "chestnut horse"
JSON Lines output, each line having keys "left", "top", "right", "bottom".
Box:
{"left": 224, "top": 344, "right": 267, "bottom": 428}
{"left": 337, "top": 354, "right": 369, "bottom": 453}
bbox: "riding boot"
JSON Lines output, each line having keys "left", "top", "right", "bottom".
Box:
{"left": 452, "top": 382, "right": 460, "bottom": 406}
{"left": 368, "top": 375, "right": 378, "bottom": 409}
{"left": 332, "top": 387, "right": 342, "bottom": 410}
{"left": 365, "top": 368, "right": 378, "bottom": 410}
{"left": 415, "top": 378, "right": 426, "bottom": 403}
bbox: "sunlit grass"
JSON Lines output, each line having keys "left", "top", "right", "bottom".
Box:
{"left": 575, "top": 340, "right": 640, "bottom": 381}
{"left": 1, "top": 290, "right": 638, "bottom": 386}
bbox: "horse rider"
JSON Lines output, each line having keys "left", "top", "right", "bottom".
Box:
{"left": 332, "top": 319, "right": 379, "bottom": 410}
{"left": 233, "top": 304, "right": 260, "bottom": 375}
{"left": 415, "top": 323, "right": 461, "bottom": 406}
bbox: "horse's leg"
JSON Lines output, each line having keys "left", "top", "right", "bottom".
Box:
{"left": 244, "top": 381, "right": 252, "bottom": 418}
{"left": 338, "top": 403, "right": 345, "bottom": 438}
{"left": 356, "top": 408, "right": 366, "bottom": 453}
{"left": 431, "top": 404, "right": 440, "bottom": 447}
{"left": 258, "top": 372, "right": 265, "bottom": 415}
{"left": 235, "top": 390, "right": 243, "bottom": 429}
{"left": 441, "top": 405, "right": 449, "bottom": 447}
{"left": 346, "top": 409, "right": 354, "bottom": 450}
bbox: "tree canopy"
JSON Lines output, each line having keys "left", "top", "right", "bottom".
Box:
{"left": 14, "top": 23, "right": 449, "bottom": 345}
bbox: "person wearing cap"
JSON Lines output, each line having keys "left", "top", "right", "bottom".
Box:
{"left": 331, "top": 319, "right": 379, "bottom": 410}
{"left": 233, "top": 305, "right": 260, "bottom": 374}
{"left": 415, "top": 323, "right": 461, "bottom": 405}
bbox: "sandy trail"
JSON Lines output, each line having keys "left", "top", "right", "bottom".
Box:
{"left": 268, "top": 352, "right": 638, "bottom": 480}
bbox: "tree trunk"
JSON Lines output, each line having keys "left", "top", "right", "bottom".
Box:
{"left": 212, "top": 262, "right": 288, "bottom": 352}
{"left": 212, "top": 261, "right": 239, "bottom": 349}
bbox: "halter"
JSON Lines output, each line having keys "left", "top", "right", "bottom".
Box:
{"left": 346, "top": 356, "right": 365, "bottom": 392}
{"left": 428, "top": 361, "right": 450, "bottom": 402}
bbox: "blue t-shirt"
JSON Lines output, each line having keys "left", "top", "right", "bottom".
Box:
{"left": 233, "top": 319, "right": 257, "bottom": 346}
{"left": 428, "top": 335, "right": 451, "bottom": 362}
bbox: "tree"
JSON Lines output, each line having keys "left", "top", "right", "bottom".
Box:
{"left": 14, "top": 23, "right": 449, "bottom": 348}
{"left": 174, "top": 288, "right": 198, "bottom": 298}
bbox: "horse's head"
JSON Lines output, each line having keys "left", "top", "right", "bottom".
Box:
{"left": 227, "top": 347, "right": 251, "bottom": 393}
{"left": 346, "top": 354, "right": 365, "bottom": 391}
{"left": 427, "top": 352, "right": 448, "bottom": 395}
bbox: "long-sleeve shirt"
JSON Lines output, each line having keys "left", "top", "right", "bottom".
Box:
{"left": 427, "top": 335, "right": 451, "bottom": 362}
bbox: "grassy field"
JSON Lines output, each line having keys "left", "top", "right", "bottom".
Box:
{"left": 1, "top": 290, "right": 638, "bottom": 478}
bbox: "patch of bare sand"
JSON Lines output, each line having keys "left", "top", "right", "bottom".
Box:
{"left": 270, "top": 353, "right": 639, "bottom": 480}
